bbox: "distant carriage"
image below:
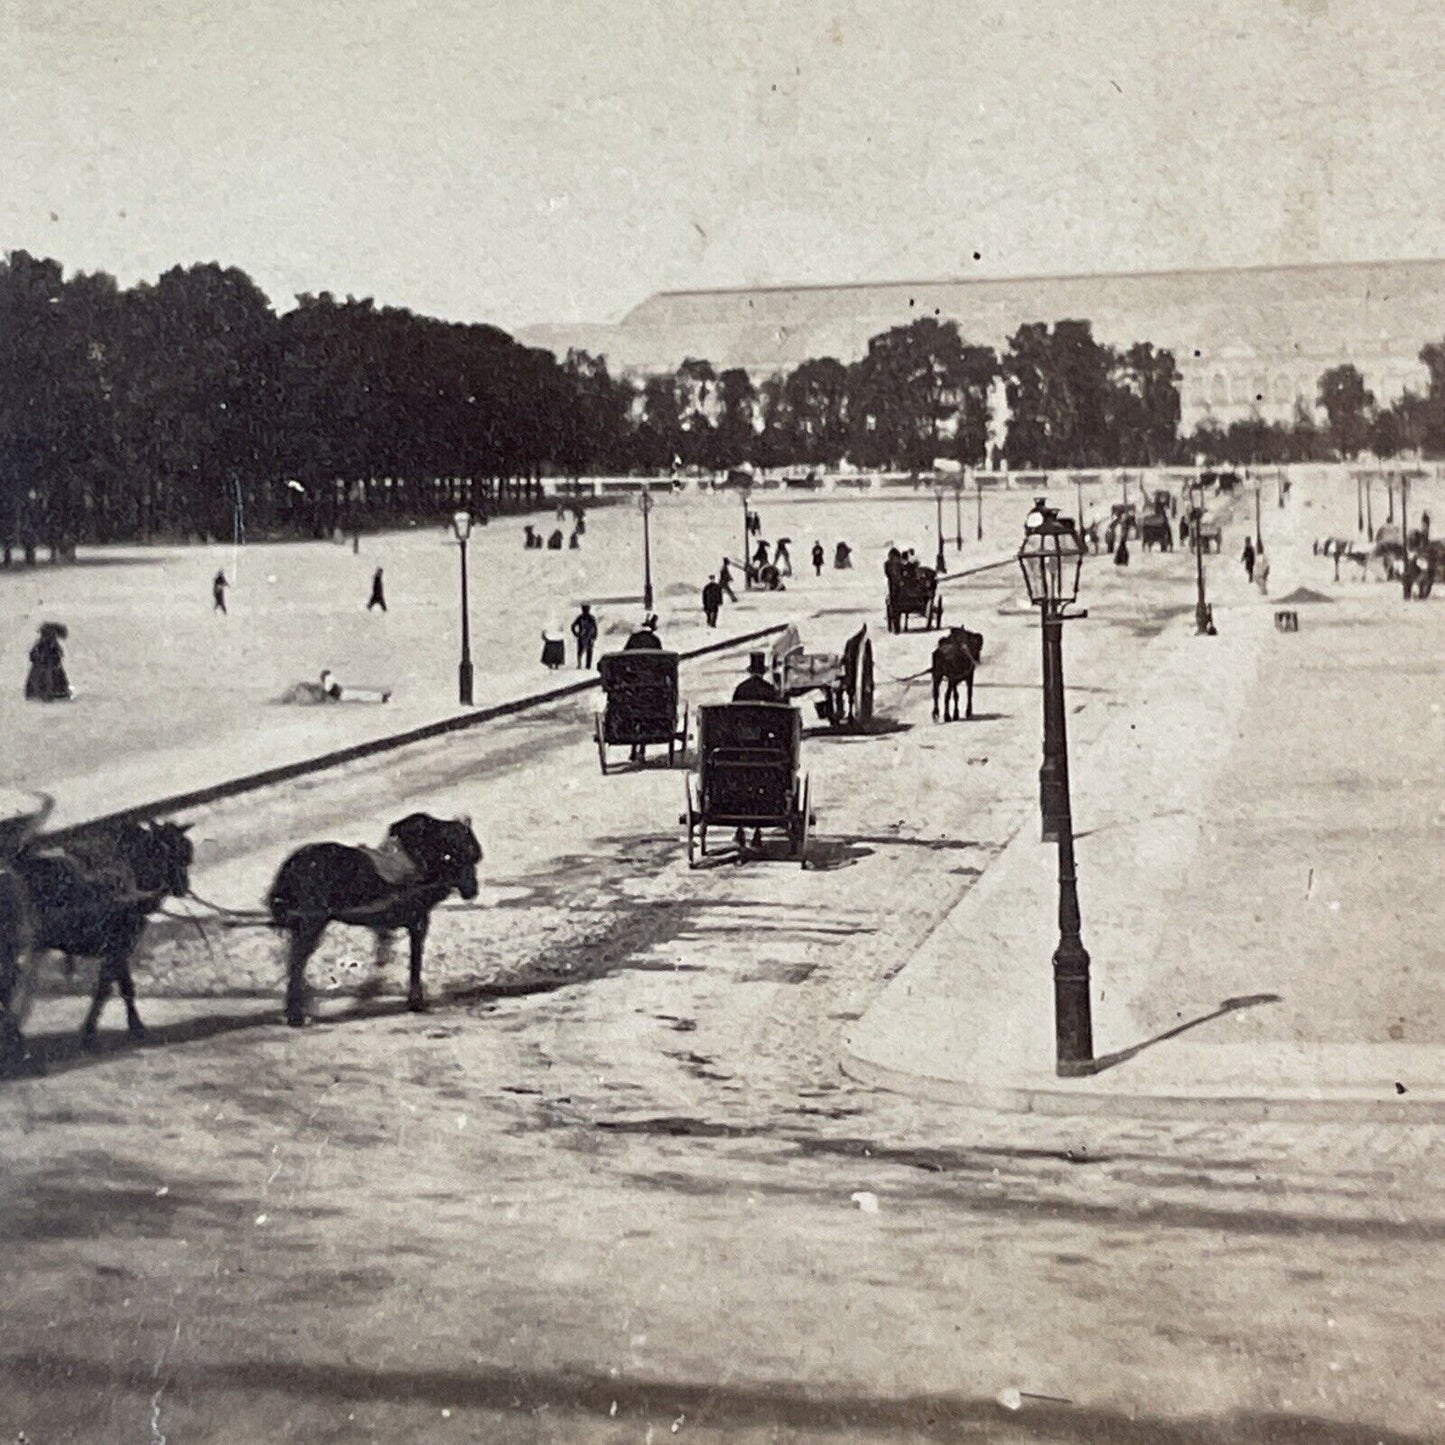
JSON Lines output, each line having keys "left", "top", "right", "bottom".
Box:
{"left": 594, "top": 650, "right": 689, "bottom": 773}
{"left": 770, "top": 623, "right": 874, "bottom": 729}
{"left": 1191, "top": 512, "right": 1224, "bottom": 552}
{"left": 682, "top": 703, "right": 813, "bottom": 867}
{"left": 885, "top": 563, "right": 943, "bottom": 632}
{"left": 1138, "top": 512, "right": 1174, "bottom": 551}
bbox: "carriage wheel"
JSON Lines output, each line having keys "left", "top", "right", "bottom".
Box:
{"left": 684, "top": 775, "right": 699, "bottom": 869}
{"left": 857, "top": 641, "right": 875, "bottom": 725}
{"left": 797, "top": 775, "right": 812, "bottom": 869}
{"left": 594, "top": 713, "right": 608, "bottom": 775}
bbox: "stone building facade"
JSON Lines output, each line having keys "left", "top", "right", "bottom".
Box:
{"left": 518, "top": 258, "right": 1445, "bottom": 433}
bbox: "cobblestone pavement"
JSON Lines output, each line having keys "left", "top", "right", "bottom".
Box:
{"left": 3, "top": 551, "right": 1441, "bottom": 1444}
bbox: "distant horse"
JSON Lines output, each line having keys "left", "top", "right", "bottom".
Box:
{"left": 266, "top": 813, "right": 482, "bottom": 1027}
{"left": 932, "top": 627, "right": 984, "bottom": 722}
{"left": 4, "top": 819, "right": 194, "bottom": 1056}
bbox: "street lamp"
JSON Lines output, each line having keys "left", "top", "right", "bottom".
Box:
{"left": 934, "top": 485, "right": 948, "bottom": 574}
{"left": 1364, "top": 473, "right": 1374, "bottom": 541}
{"left": 1017, "top": 502, "right": 1095, "bottom": 1078}
{"left": 741, "top": 489, "right": 752, "bottom": 590}
{"left": 1189, "top": 480, "right": 1213, "bottom": 636}
{"left": 451, "top": 510, "right": 475, "bottom": 706}
{"left": 1254, "top": 483, "right": 1262, "bottom": 553}
{"left": 640, "top": 486, "right": 655, "bottom": 612}
{"left": 954, "top": 480, "right": 964, "bottom": 551}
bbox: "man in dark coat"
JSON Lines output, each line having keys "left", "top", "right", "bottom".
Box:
{"left": 213, "top": 570, "right": 229, "bottom": 613}
{"left": 719, "top": 558, "right": 737, "bottom": 602}
{"left": 701, "top": 577, "right": 723, "bottom": 627}
{"left": 732, "top": 652, "right": 783, "bottom": 703}
{"left": 571, "top": 603, "right": 598, "bottom": 668}
{"left": 812, "top": 541, "right": 825, "bottom": 576}
{"left": 367, "top": 567, "right": 387, "bottom": 611}
{"left": 624, "top": 615, "right": 663, "bottom": 651}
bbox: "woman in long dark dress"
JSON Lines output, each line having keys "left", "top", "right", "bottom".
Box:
{"left": 24, "top": 623, "right": 71, "bottom": 702}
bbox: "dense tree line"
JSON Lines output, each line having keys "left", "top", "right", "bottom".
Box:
{"left": 6, "top": 247, "right": 1445, "bottom": 559}
{"left": 0, "top": 252, "right": 567, "bottom": 557}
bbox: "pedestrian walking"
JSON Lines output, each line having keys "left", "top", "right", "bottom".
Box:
{"left": 212, "top": 569, "right": 229, "bottom": 613}
{"left": 24, "top": 622, "right": 72, "bottom": 702}
{"left": 774, "top": 537, "right": 793, "bottom": 576}
{"left": 1114, "top": 536, "right": 1130, "bottom": 566}
{"left": 367, "top": 567, "right": 387, "bottom": 612}
{"left": 752, "top": 538, "right": 770, "bottom": 574}
{"left": 718, "top": 558, "right": 737, "bottom": 602}
{"left": 1255, "top": 547, "right": 1271, "bottom": 595}
{"left": 812, "top": 540, "right": 825, "bottom": 576}
{"left": 1241, "top": 537, "right": 1256, "bottom": 583}
{"left": 701, "top": 576, "right": 723, "bottom": 627}
{"left": 571, "top": 603, "right": 598, "bottom": 668}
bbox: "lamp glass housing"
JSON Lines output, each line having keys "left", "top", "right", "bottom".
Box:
{"left": 451, "top": 510, "right": 473, "bottom": 542}
{"left": 1017, "top": 503, "right": 1084, "bottom": 606}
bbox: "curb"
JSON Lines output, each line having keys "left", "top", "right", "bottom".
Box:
{"left": 840, "top": 1047, "right": 1445, "bottom": 1125}
{"left": 41, "top": 623, "right": 787, "bottom": 842}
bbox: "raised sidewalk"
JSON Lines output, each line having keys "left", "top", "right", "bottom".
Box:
{"left": 844, "top": 503, "right": 1445, "bottom": 1120}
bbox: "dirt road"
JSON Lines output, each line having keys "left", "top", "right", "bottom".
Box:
{"left": 3, "top": 554, "right": 1441, "bottom": 1443}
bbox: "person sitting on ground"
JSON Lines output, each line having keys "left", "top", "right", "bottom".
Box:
{"left": 317, "top": 669, "right": 392, "bottom": 704}
{"left": 759, "top": 562, "right": 785, "bottom": 591}
{"left": 624, "top": 615, "right": 663, "bottom": 650}
{"left": 834, "top": 541, "right": 852, "bottom": 569}
{"left": 732, "top": 652, "right": 783, "bottom": 703}
{"left": 547, "top": 529, "right": 564, "bottom": 550}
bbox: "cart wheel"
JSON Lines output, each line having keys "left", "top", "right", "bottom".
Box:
{"left": 684, "top": 775, "right": 699, "bottom": 869}
{"left": 594, "top": 712, "right": 608, "bottom": 775}
{"left": 857, "top": 640, "right": 875, "bottom": 724}
{"left": 798, "top": 775, "right": 811, "bottom": 869}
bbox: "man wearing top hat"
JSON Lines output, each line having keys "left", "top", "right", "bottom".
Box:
{"left": 732, "top": 652, "right": 783, "bottom": 703}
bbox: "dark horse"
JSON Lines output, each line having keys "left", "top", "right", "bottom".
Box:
{"left": 266, "top": 813, "right": 482, "bottom": 1027}
{"left": 931, "top": 627, "right": 984, "bottom": 722}
{"left": 2, "top": 819, "right": 194, "bottom": 1061}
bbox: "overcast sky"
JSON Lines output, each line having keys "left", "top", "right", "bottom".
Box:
{"left": 2, "top": 0, "right": 1441, "bottom": 331}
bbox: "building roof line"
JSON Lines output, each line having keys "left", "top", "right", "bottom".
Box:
{"left": 623, "top": 256, "right": 1445, "bottom": 317}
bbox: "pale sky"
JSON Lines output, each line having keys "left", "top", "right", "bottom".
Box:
{"left": 2, "top": 0, "right": 1442, "bottom": 331}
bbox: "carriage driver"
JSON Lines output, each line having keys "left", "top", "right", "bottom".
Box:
{"left": 732, "top": 652, "right": 783, "bottom": 703}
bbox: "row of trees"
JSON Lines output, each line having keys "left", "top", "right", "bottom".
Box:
{"left": 0, "top": 252, "right": 567, "bottom": 554}
{"left": 7, "top": 247, "right": 1445, "bottom": 554}
{"left": 624, "top": 318, "right": 1182, "bottom": 475}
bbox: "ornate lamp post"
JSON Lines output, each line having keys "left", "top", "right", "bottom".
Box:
{"left": 741, "top": 489, "right": 752, "bottom": 590}
{"left": 1190, "top": 481, "right": 1212, "bottom": 636}
{"left": 451, "top": 510, "right": 475, "bottom": 706}
{"left": 976, "top": 477, "right": 984, "bottom": 541}
{"left": 1254, "top": 482, "right": 1262, "bottom": 552}
{"left": 934, "top": 485, "right": 948, "bottom": 574}
{"left": 1017, "top": 503, "right": 1095, "bottom": 1077}
{"left": 1364, "top": 473, "right": 1374, "bottom": 541}
{"left": 1357, "top": 473, "right": 1365, "bottom": 533}
{"left": 640, "top": 486, "right": 655, "bottom": 612}
{"left": 954, "top": 480, "right": 964, "bottom": 551}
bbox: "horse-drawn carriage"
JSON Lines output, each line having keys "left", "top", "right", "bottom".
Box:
{"left": 1190, "top": 511, "right": 1224, "bottom": 552}
{"left": 594, "top": 649, "right": 689, "bottom": 773}
{"left": 885, "top": 559, "right": 943, "bottom": 632}
{"left": 1138, "top": 511, "right": 1174, "bottom": 551}
{"left": 769, "top": 623, "right": 874, "bottom": 729}
{"left": 682, "top": 703, "right": 812, "bottom": 867}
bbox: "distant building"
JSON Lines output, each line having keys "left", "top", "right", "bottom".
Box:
{"left": 518, "top": 258, "right": 1445, "bottom": 434}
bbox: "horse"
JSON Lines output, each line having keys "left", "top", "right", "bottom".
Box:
{"left": 5, "top": 819, "right": 194, "bottom": 1054}
{"left": 931, "top": 627, "right": 984, "bottom": 722}
{"left": 266, "top": 813, "right": 482, "bottom": 1027}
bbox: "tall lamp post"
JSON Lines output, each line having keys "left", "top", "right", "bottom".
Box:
{"left": 1018, "top": 503, "right": 1095, "bottom": 1077}
{"left": 1356, "top": 473, "right": 1365, "bottom": 534}
{"left": 1254, "top": 483, "right": 1262, "bottom": 552}
{"left": 1364, "top": 474, "right": 1374, "bottom": 541}
{"left": 451, "top": 510, "right": 475, "bottom": 706}
{"left": 934, "top": 486, "right": 948, "bottom": 573}
{"left": 954, "top": 481, "right": 964, "bottom": 551}
{"left": 741, "top": 489, "right": 752, "bottom": 590}
{"left": 976, "top": 476, "right": 984, "bottom": 541}
{"left": 640, "top": 486, "right": 655, "bottom": 612}
{"left": 1190, "top": 481, "right": 1212, "bottom": 636}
